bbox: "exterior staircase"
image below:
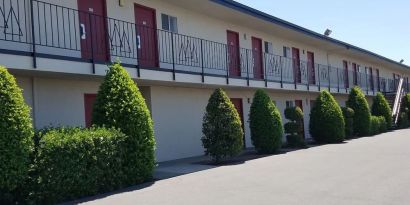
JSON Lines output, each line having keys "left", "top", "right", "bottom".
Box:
{"left": 385, "top": 78, "right": 406, "bottom": 128}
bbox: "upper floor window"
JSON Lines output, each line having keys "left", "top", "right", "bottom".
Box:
{"left": 161, "top": 14, "right": 178, "bottom": 33}
{"left": 264, "top": 41, "right": 273, "bottom": 54}
{"left": 283, "top": 46, "right": 291, "bottom": 58}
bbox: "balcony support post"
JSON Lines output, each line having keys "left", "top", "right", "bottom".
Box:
{"left": 246, "top": 50, "right": 250, "bottom": 86}
{"left": 337, "top": 67, "right": 340, "bottom": 93}
{"left": 280, "top": 56, "right": 283, "bottom": 88}
{"left": 264, "top": 53, "right": 267, "bottom": 87}
{"left": 225, "top": 45, "right": 229, "bottom": 85}
{"left": 88, "top": 14, "right": 96, "bottom": 74}
{"left": 171, "top": 32, "right": 176, "bottom": 80}
{"left": 200, "top": 39, "right": 204, "bottom": 83}
{"left": 328, "top": 65, "right": 331, "bottom": 92}
{"left": 30, "top": 0, "right": 37, "bottom": 68}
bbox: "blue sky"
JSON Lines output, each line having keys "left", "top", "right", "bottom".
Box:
{"left": 235, "top": 0, "right": 410, "bottom": 66}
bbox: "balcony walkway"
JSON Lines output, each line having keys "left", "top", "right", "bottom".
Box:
{"left": 67, "top": 129, "right": 410, "bottom": 205}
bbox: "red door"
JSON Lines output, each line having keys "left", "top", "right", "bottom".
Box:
{"left": 292, "top": 47, "right": 301, "bottom": 83}
{"left": 376, "top": 69, "right": 380, "bottom": 91}
{"left": 84, "top": 94, "right": 97, "bottom": 128}
{"left": 352, "top": 63, "right": 358, "bottom": 85}
{"left": 307, "top": 51, "right": 315, "bottom": 84}
{"left": 135, "top": 4, "right": 158, "bottom": 68}
{"left": 369, "top": 67, "right": 374, "bottom": 91}
{"left": 251, "top": 37, "right": 264, "bottom": 79}
{"left": 227, "top": 30, "right": 240, "bottom": 77}
{"left": 78, "top": 0, "right": 109, "bottom": 61}
{"left": 343, "top": 60, "right": 349, "bottom": 88}
{"left": 231, "top": 98, "right": 245, "bottom": 146}
{"left": 295, "top": 100, "right": 305, "bottom": 139}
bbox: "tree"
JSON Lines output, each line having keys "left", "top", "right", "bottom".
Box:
{"left": 346, "top": 86, "right": 371, "bottom": 136}
{"left": 310, "top": 90, "right": 345, "bottom": 143}
{"left": 202, "top": 88, "right": 243, "bottom": 163}
{"left": 371, "top": 92, "right": 392, "bottom": 129}
{"left": 249, "top": 89, "right": 283, "bottom": 153}
{"left": 284, "top": 107, "right": 305, "bottom": 147}
{"left": 0, "top": 66, "right": 33, "bottom": 203}
{"left": 92, "top": 62, "right": 155, "bottom": 185}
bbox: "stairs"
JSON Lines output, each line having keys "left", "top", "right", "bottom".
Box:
{"left": 384, "top": 78, "right": 406, "bottom": 128}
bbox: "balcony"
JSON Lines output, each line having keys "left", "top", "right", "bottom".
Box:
{"left": 0, "top": 0, "right": 407, "bottom": 94}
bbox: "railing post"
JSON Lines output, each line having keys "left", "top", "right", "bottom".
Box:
{"left": 294, "top": 59, "right": 297, "bottom": 90}
{"left": 307, "top": 62, "right": 310, "bottom": 91}
{"left": 30, "top": 0, "right": 37, "bottom": 68}
{"left": 365, "top": 70, "right": 368, "bottom": 95}
{"left": 88, "top": 13, "right": 95, "bottom": 74}
{"left": 200, "top": 39, "right": 204, "bottom": 83}
{"left": 225, "top": 45, "right": 229, "bottom": 85}
{"left": 246, "top": 50, "right": 250, "bottom": 86}
{"left": 171, "top": 32, "right": 176, "bottom": 80}
{"left": 318, "top": 65, "right": 321, "bottom": 91}
{"left": 328, "top": 65, "right": 331, "bottom": 92}
{"left": 280, "top": 56, "right": 283, "bottom": 88}
{"left": 264, "top": 53, "right": 267, "bottom": 87}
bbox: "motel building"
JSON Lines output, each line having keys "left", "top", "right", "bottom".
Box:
{"left": 1, "top": 0, "right": 409, "bottom": 162}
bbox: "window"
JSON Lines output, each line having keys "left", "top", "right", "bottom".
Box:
{"left": 265, "top": 41, "right": 273, "bottom": 54}
{"left": 161, "top": 14, "right": 178, "bottom": 33}
{"left": 286, "top": 100, "right": 294, "bottom": 108}
{"left": 283, "top": 46, "right": 290, "bottom": 58}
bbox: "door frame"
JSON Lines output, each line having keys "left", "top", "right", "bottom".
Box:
{"left": 251, "top": 36, "right": 264, "bottom": 79}
{"left": 292, "top": 47, "right": 301, "bottom": 83}
{"left": 343, "top": 60, "right": 349, "bottom": 88}
{"left": 78, "top": 0, "right": 110, "bottom": 62}
{"left": 134, "top": 3, "right": 159, "bottom": 67}
{"left": 307, "top": 51, "right": 315, "bottom": 84}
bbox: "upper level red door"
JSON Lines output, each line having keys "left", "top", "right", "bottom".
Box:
{"left": 352, "top": 63, "right": 358, "bottom": 85}
{"left": 343, "top": 60, "right": 349, "bottom": 88}
{"left": 369, "top": 67, "right": 374, "bottom": 91}
{"left": 376, "top": 69, "right": 380, "bottom": 91}
{"left": 251, "top": 37, "right": 263, "bottom": 79}
{"left": 307, "top": 51, "right": 315, "bottom": 84}
{"left": 135, "top": 4, "right": 158, "bottom": 68}
{"left": 292, "top": 47, "right": 301, "bottom": 83}
{"left": 78, "top": 0, "right": 109, "bottom": 62}
{"left": 227, "top": 30, "right": 240, "bottom": 77}
{"left": 84, "top": 94, "right": 97, "bottom": 128}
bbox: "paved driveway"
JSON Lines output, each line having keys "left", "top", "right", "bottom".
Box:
{"left": 78, "top": 129, "right": 410, "bottom": 205}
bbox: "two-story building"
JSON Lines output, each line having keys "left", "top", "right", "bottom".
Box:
{"left": 1, "top": 0, "right": 409, "bottom": 162}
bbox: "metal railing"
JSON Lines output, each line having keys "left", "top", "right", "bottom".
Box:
{"left": 0, "top": 0, "right": 405, "bottom": 94}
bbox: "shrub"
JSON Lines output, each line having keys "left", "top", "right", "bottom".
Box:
{"left": 398, "top": 109, "right": 410, "bottom": 129}
{"left": 346, "top": 86, "right": 371, "bottom": 136}
{"left": 310, "top": 91, "right": 345, "bottom": 143}
{"left": 0, "top": 67, "right": 34, "bottom": 203}
{"left": 284, "top": 107, "right": 305, "bottom": 147}
{"left": 249, "top": 89, "right": 283, "bottom": 153}
{"left": 92, "top": 62, "right": 155, "bottom": 185}
{"left": 31, "top": 127, "right": 127, "bottom": 204}
{"left": 202, "top": 88, "right": 243, "bottom": 163}
{"left": 371, "top": 92, "right": 392, "bottom": 129}
{"left": 378, "top": 116, "right": 388, "bottom": 133}
{"left": 401, "top": 94, "right": 410, "bottom": 122}
{"left": 341, "top": 107, "right": 355, "bottom": 138}
{"left": 370, "top": 116, "right": 381, "bottom": 135}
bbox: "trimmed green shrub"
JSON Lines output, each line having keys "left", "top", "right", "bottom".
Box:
{"left": 398, "top": 109, "right": 410, "bottom": 129}
{"left": 31, "top": 127, "right": 127, "bottom": 204}
{"left": 378, "top": 116, "right": 388, "bottom": 133}
{"left": 341, "top": 107, "right": 355, "bottom": 138}
{"left": 92, "top": 62, "right": 155, "bottom": 185}
{"left": 249, "top": 89, "right": 283, "bottom": 153}
{"left": 284, "top": 107, "right": 305, "bottom": 147}
{"left": 370, "top": 116, "right": 381, "bottom": 135}
{"left": 346, "top": 86, "right": 371, "bottom": 136}
{"left": 371, "top": 92, "right": 392, "bottom": 129}
{"left": 310, "top": 91, "right": 345, "bottom": 143}
{"left": 0, "top": 67, "right": 34, "bottom": 203}
{"left": 202, "top": 88, "right": 243, "bottom": 163}
{"left": 401, "top": 94, "right": 410, "bottom": 122}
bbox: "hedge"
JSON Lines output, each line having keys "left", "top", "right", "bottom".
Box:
{"left": 370, "top": 116, "right": 386, "bottom": 135}
{"left": 310, "top": 90, "right": 345, "bottom": 143}
{"left": 249, "top": 89, "right": 283, "bottom": 153}
{"left": 398, "top": 110, "right": 410, "bottom": 129}
{"left": 341, "top": 107, "right": 355, "bottom": 138}
{"left": 346, "top": 86, "right": 371, "bottom": 136}
{"left": 92, "top": 62, "right": 156, "bottom": 186}
{"left": 0, "top": 66, "right": 34, "bottom": 203}
{"left": 401, "top": 94, "right": 410, "bottom": 122}
{"left": 202, "top": 88, "right": 243, "bottom": 163}
{"left": 284, "top": 106, "right": 305, "bottom": 147}
{"left": 371, "top": 92, "right": 392, "bottom": 129}
{"left": 30, "top": 127, "right": 128, "bottom": 204}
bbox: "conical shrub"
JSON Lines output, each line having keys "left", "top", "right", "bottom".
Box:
{"left": 371, "top": 92, "right": 392, "bottom": 129}
{"left": 341, "top": 107, "right": 355, "bottom": 138}
{"left": 249, "top": 89, "right": 283, "bottom": 153}
{"left": 0, "top": 66, "right": 33, "bottom": 203}
{"left": 202, "top": 88, "right": 243, "bottom": 163}
{"left": 346, "top": 86, "right": 371, "bottom": 136}
{"left": 92, "top": 62, "right": 155, "bottom": 185}
{"left": 310, "top": 90, "right": 345, "bottom": 143}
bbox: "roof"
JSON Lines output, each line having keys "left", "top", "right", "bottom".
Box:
{"left": 210, "top": 0, "right": 410, "bottom": 70}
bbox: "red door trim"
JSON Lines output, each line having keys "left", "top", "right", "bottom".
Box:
{"left": 343, "top": 60, "right": 349, "bottom": 88}
{"left": 227, "top": 30, "right": 241, "bottom": 77}
{"left": 292, "top": 47, "right": 301, "bottom": 83}
{"left": 251, "top": 36, "right": 264, "bottom": 79}
{"left": 134, "top": 3, "right": 159, "bottom": 67}
{"left": 307, "top": 51, "right": 315, "bottom": 84}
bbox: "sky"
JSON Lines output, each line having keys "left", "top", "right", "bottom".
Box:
{"left": 235, "top": 0, "right": 410, "bottom": 66}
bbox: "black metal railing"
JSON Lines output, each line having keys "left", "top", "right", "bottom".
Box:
{"left": 0, "top": 0, "right": 405, "bottom": 94}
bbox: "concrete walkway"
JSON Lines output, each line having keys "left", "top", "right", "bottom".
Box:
{"left": 75, "top": 129, "right": 410, "bottom": 205}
